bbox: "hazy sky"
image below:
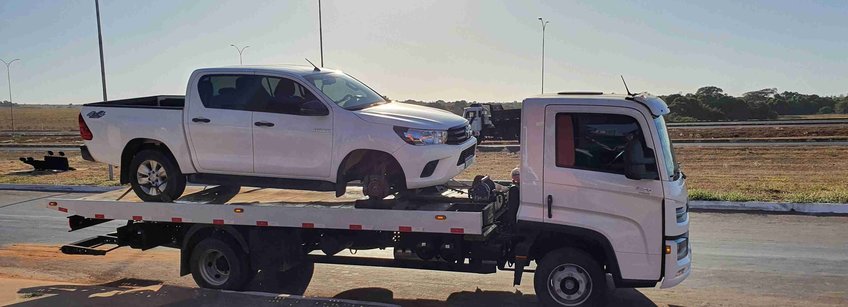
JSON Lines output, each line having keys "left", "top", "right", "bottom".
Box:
{"left": 1, "top": 0, "right": 846, "bottom": 104}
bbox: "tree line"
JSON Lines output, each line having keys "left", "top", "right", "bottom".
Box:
{"left": 661, "top": 87, "right": 848, "bottom": 122}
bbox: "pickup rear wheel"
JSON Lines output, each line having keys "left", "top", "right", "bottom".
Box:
{"left": 129, "top": 149, "right": 186, "bottom": 202}
{"left": 535, "top": 247, "right": 606, "bottom": 307}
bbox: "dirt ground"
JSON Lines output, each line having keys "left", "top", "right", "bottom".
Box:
{"left": 0, "top": 106, "right": 80, "bottom": 131}
{"left": 0, "top": 151, "right": 119, "bottom": 186}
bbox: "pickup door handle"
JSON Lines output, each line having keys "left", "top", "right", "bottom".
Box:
{"left": 254, "top": 121, "right": 275, "bottom": 127}
{"left": 192, "top": 117, "right": 211, "bottom": 123}
{"left": 547, "top": 195, "right": 553, "bottom": 218}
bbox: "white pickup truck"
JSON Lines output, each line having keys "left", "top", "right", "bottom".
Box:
{"left": 79, "top": 66, "right": 476, "bottom": 202}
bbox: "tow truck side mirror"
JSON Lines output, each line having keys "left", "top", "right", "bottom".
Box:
{"left": 624, "top": 138, "right": 652, "bottom": 180}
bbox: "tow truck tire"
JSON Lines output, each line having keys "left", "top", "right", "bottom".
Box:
{"left": 274, "top": 262, "right": 315, "bottom": 295}
{"left": 535, "top": 248, "right": 606, "bottom": 307}
{"left": 129, "top": 149, "right": 186, "bottom": 202}
{"left": 190, "top": 237, "right": 251, "bottom": 291}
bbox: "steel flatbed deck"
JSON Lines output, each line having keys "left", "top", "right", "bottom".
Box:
{"left": 46, "top": 185, "right": 503, "bottom": 236}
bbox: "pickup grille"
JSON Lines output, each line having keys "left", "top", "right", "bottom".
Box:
{"left": 456, "top": 145, "right": 476, "bottom": 166}
{"left": 446, "top": 124, "right": 471, "bottom": 145}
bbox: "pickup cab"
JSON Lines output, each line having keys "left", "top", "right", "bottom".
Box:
{"left": 78, "top": 66, "right": 477, "bottom": 202}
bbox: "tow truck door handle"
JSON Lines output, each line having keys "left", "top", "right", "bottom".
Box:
{"left": 254, "top": 121, "right": 275, "bottom": 127}
{"left": 547, "top": 195, "right": 553, "bottom": 218}
{"left": 192, "top": 117, "right": 211, "bottom": 123}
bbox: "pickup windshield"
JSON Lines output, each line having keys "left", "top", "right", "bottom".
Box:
{"left": 654, "top": 116, "right": 680, "bottom": 180}
{"left": 304, "top": 72, "right": 386, "bottom": 110}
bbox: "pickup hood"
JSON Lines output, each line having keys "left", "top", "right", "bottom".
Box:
{"left": 353, "top": 102, "right": 468, "bottom": 129}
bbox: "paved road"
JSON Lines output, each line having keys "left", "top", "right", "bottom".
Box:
{"left": 0, "top": 190, "right": 846, "bottom": 306}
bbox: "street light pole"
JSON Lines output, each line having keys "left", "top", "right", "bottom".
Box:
{"left": 94, "top": 0, "right": 113, "bottom": 180}
{"left": 318, "top": 0, "right": 324, "bottom": 66}
{"left": 230, "top": 45, "right": 250, "bottom": 65}
{"left": 538, "top": 17, "right": 549, "bottom": 94}
{"left": 1, "top": 58, "right": 19, "bottom": 131}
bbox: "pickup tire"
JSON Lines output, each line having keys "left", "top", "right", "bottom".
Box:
{"left": 129, "top": 149, "right": 186, "bottom": 202}
{"left": 535, "top": 247, "right": 606, "bottom": 307}
{"left": 190, "top": 236, "right": 251, "bottom": 291}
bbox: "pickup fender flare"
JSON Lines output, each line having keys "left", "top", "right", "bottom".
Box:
{"left": 179, "top": 224, "right": 249, "bottom": 276}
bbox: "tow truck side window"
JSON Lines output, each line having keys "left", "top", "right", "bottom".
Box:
{"left": 555, "top": 113, "right": 658, "bottom": 177}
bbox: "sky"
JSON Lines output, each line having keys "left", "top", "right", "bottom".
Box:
{"left": 0, "top": 0, "right": 846, "bottom": 105}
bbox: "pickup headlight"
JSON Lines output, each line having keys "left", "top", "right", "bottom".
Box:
{"left": 394, "top": 126, "right": 448, "bottom": 145}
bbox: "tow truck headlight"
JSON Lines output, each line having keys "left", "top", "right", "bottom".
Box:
{"left": 394, "top": 127, "right": 448, "bottom": 145}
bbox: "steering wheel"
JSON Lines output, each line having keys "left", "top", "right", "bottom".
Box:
{"left": 337, "top": 94, "right": 355, "bottom": 107}
{"left": 607, "top": 149, "right": 626, "bottom": 167}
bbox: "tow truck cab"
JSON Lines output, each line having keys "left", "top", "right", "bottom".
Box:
{"left": 518, "top": 92, "right": 690, "bottom": 290}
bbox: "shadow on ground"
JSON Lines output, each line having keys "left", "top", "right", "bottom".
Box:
{"left": 13, "top": 278, "right": 659, "bottom": 307}
{"left": 332, "top": 286, "right": 658, "bottom": 307}
{"left": 12, "top": 278, "right": 383, "bottom": 307}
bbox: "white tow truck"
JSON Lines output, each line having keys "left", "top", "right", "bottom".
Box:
{"left": 52, "top": 92, "right": 690, "bottom": 307}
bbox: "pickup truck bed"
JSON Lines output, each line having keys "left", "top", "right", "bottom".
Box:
{"left": 85, "top": 95, "right": 185, "bottom": 109}
{"left": 47, "top": 186, "right": 504, "bottom": 236}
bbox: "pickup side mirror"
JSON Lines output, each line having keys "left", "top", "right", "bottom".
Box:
{"left": 623, "top": 137, "right": 658, "bottom": 180}
{"left": 300, "top": 100, "right": 329, "bottom": 116}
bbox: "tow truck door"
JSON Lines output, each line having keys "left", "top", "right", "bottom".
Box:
{"left": 542, "top": 104, "right": 664, "bottom": 281}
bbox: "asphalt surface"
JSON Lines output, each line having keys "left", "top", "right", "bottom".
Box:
{"left": 0, "top": 190, "right": 847, "bottom": 306}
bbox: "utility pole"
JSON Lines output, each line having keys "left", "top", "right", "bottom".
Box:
{"left": 1, "top": 58, "right": 19, "bottom": 131}
{"left": 318, "top": 0, "right": 324, "bottom": 66}
{"left": 538, "top": 17, "right": 549, "bottom": 94}
{"left": 230, "top": 44, "right": 250, "bottom": 65}
{"left": 95, "top": 0, "right": 113, "bottom": 180}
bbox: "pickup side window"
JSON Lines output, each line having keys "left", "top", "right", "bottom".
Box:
{"left": 256, "top": 76, "right": 326, "bottom": 115}
{"left": 197, "top": 74, "right": 267, "bottom": 111}
{"left": 555, "top": 113, "right": 658, "bottom": 178}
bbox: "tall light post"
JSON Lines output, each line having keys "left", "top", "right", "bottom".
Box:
{"left": 1, "top": 58, "right": 19, "bottom": 131}
{"left": 94, "top": 0, "right": 113, "bottom": 180}
{"left": 318, "top": 0, "right": 324, "bottom": 66}
{"left": 538, "top": 17, "right": 549, "bottom": 94}
{"left": 230, "top": 44, "right": 250, "bottom": 65}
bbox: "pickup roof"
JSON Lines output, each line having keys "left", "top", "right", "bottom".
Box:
{"left": 79, "top": 65, "right": 476, "bottom": 202}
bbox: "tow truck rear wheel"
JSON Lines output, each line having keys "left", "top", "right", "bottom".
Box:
{"left": 274, "top": 262, "right": 314, "bottom": 295}
{"left": 535, "top": 247, "right": 606, "bottom": 307}
{"left": 190, "top": 237, "right": 251, "bottom": 291}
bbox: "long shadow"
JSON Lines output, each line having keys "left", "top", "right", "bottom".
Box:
{"left": 333, "top": 286, "right": 658, "bottom": 307}
{"left": 11, "top": 278, "right": 382, "bottom": 307}
{"left": 12, "top": 278, "right": 658, "bottom": 307}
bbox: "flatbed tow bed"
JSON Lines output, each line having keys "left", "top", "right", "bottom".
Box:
{"left": 47, "top": 184, "right": 514, "bottom": 282}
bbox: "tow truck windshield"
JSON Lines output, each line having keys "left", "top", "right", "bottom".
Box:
{"left": 654, "top": 115, "right": 680, "bottom": 180}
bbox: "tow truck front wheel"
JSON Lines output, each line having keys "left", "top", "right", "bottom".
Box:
{"left": 190, "top": 237, "right": 251, "bottom": 291}
{"left": 535, "top": 248, "right": 606, "bottom": 307}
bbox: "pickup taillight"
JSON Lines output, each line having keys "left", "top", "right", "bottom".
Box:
{"left": 79, "top": 113, "right": 93, "bottom": 140}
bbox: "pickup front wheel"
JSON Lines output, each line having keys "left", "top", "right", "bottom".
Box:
{"left": 129, "top": 149, "right": 186, "bottom": 202}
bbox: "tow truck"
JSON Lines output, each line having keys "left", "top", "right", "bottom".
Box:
{"left": 48, "top": 92, "right": 691, "bottom": 307}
